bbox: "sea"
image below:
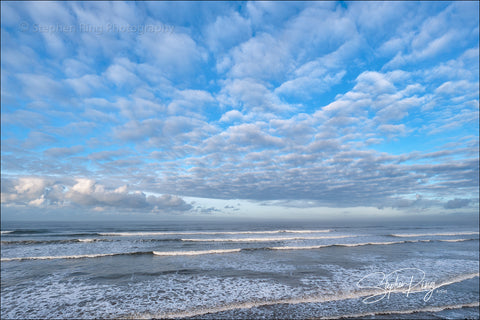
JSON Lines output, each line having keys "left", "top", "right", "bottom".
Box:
{"left": 1, "top": 219, "right": 479, "bottom": 319}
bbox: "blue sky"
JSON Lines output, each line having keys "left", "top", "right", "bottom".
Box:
{"left": 1, "top": 1, "right": 479, "bottom": 221}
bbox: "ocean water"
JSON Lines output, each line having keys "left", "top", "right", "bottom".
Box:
{"left": 1, "top": 220, "right": 479, "bottom": 319}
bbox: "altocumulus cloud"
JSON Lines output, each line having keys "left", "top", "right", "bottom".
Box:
{"left": 1, "top": 1, "right": 478, "bottom": 219}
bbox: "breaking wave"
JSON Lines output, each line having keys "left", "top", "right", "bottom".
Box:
{"left": 390, "top": 231, "right": 478, "bottom": 237}
{"left": 3, "top": 238, "right": 477, "bottom": 262}
{"left": 1, "top": 238, "right": 113, "bottom": 245}
{"left": 324, "top": 301, "right": 480, "bottom": 320}
{"left": 1, "top": 251, "right": 152, "bottom": 262}
{"left": 181, "top": 235, "right": 354, "bottom": 242}
{"left": 153, "top": 249, "right": 242, "bottom": 256}
{"left": 98, "top": 229, "right": 331, "bottom": 236}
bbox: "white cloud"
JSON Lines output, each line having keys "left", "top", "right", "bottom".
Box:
{"left": 246, "top": 1, "right": 314, "bottom": 31}
{"left": 275, "top": 70, "right": 346, "bottom": 99}
{"left": 382, "top": 2, "right": 479, "bottom": 69}
{"left": 167, "top": 89, "right": 215, "bottom": 115}
{"left": 218, "top": 78, "right": 291, "bottom": 113}
{"left": 24, "top": 2, "right": 75, "bottom": 57}
{"left": 16, "top": 73, "right": 65, "bottom": 100}
{"left": 278, "top": 34, "right": 362, "bottom": 99}
{"left": 378, "top": 124, "right": 407, "bottom": 136}
{"left": 226, "top": 33, "right": 292, "bottom": 81}
{"left": 425, "top": 47, "right": 479, "bottom": 82}
{"left": 225, "top": 123, "right": 284, "bottom": 148}
{"left": 415, "top": 31, "right": 457, "bottom": 60}
{"left": 377, "top": 36, "right": 410, "bottom": 56}
{"left": 219, "top": 110, "right": 244, "bottom": 123}
{"left": 1, "top": 177, "right": 193, "bottom": 213}
{"left": 137, "top": 32, "right": 207, "bottom": 77}
{"left": 347, "top": 1, "right": 410, "bottom": 33}
{"left": 62, "top": 58, "right": 94, "bottom": 78}
{"left": 70, "top": 178, "right": 96, "bottom": 194}
{"left": 65, "top": 74, "right": 104, "bottom": 95}
{"left": 435, "top": 80, "right": 477, "bottom": 96}
{"left": 205, "top": 11, "right": 252, "bottom": 53}
{"left": 104, "top": 64, "right": 139, "bottom": 87}
{"left": 321, "top": 70, "right": 425, "bottom": 127}
{"left": 14, "top": 177, "right": 49, "bottom": 198}
{"left": 354, "top": 71, "right": 396, "bottom": 95}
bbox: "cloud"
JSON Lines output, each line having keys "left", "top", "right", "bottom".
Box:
{"left": 23, "top": 2, "right": 76, "bottom": 57}
{"left": 224, "top": 123, "right": 283, "bottom": 148}
{"left": 195, "top": 206, "right": 222, "bottom": 214}
{"left": 424, "top": 48, "right": 479, "bottom": 83}
{"left": 219, "top": 3, "right": 361, "bottom": 104}
{"left": 382, "top": 2, "right": 479, "bottom": 69}
{"left": 16, "top": 73, "right": 66, "bottom": 100}
{"left": 65, "top": 74, "right": 104, "bottom": 95}
{"left": 43, "top": 146, "right": 84, "bottom": 158}
{"left": 137, "top": 31, "right": 207, "bottom": 77}
{"left": 435, "top": 80, "right": 478, "bottom": 96}
{"left": 218, "top": 78, "right": 291, "bottom": 113}
{"left": 378, "top": 124, "right": 406, "bottom": 135}
{"left": 353, "top": 71, "right": 396, "bottom": 95}
{"left": 1, "top": 110, "right": 48, "bottom": 129}
{"left": 219, "top": 110, "right": 244, "bottom": 123}
{"left": 167, "top": 89, "right": 215, "bottom": 115}
{"left": 1, "top": 177, "right": 192, "bottom": 213}
{"left": 275, "top": 70, "right": 346, "bottom": 100}
{"left": 444, "top": 198, "right": 471, "bottom": 209}
{"left": 321, "top": 70, "right": 424, "bottom": 127}
{"left": 104, "top": 64, "right": 139, "bottom": 87}
{"left": 1, "top": 2, "right": 478, "bottom": 219}
{"left": 22, "top": 132, "right": 57, "bottom": 149}
{"left": 226, "top": 33, "right": 292, "bottom": 81}
{"left": 1, "top": 177, "right": 49, "bottom": 204}
{"left": 204, "top": 10, "right": 252, "bottom": 53}
{"left": 347, "top": 1, "right": 411, "bottom": 33}
{"left": 87, "top": 149, "right": 128, "bottom": 161}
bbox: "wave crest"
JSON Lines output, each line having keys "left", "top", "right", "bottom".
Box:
{"left": 99, "top": 229, "right": 331, "bottom": 237}
{"left": 153, "top": 249, "right": 241, "bottom": 256}
{"left": 181, "top": 235, "right": 353, "bottom": 242}
{"left": 390, "top": 231, "right": 478, "bottom": 237}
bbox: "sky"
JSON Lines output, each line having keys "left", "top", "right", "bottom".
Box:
{"left": 1, "top": 1, "right": 479, "bottom": 221}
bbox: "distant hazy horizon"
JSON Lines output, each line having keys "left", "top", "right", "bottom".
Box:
{"left": 1, "top": 211, "right": 479, "bottom": 227}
